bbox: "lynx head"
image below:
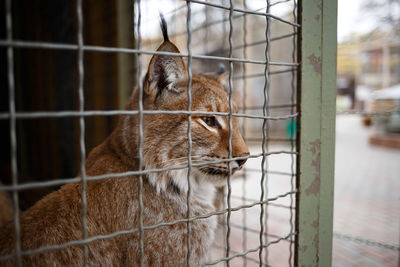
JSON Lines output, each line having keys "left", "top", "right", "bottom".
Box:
{"left": 124, "top": 17, "right": 249, "bottom": 194}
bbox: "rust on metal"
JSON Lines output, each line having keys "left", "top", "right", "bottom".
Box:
{"left": 307, "top": 54, "right": 322, "bottom": 73}
{"left": 306, "top": 139, "right": 321, "bottom": 195}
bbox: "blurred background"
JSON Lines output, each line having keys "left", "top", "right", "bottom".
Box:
{"left": 0, "top": 0, "right": 399, "bottom": 266}
{"left": 334, "top": 0, "right": 399, "bottom": 266}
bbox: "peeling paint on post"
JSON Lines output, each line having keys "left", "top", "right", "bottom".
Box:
{"left": 307, "top": 54, "right": 322, "bottom": 73}
{"left": 295, "top": 0, "right": 337, "bottom": 266}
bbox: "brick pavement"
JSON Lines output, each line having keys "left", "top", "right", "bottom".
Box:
{"left": 333, "top": 115, "right": 399, "bottom": 267}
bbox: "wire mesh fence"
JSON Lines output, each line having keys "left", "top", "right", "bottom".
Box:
{"left": 0, "top": 0, "right": 302, "bottom": 266}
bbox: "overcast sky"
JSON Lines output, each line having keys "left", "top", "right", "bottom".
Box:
{"left": 337, "top": 0, "right": 376, "bottom": 42}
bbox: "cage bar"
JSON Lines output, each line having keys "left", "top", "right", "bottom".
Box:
{"left": 258, "top": 0, "right": 271, "bottom": 264}
{"left": 0, "top": 40, "right": 300, "bottom": 66}
{"left": 5, "top": 0, "right": 22, "bottom": 265}
{"left": 185, "top": 1, "right": 193, "bottom": 265}
{"left": 134, "top": 0, "right": 145, "bottom": 266}
{"left": 0, "top": 151, "right": 297, "bottom": 192}
{"left": 240, "top": 0, "right": 248, "bottom": 265}
{"left": 295, "top": 0, "right": 337, "bottom": 266}
{"left": 76, "top": 0, "right": 89, "bottom": 265}
{"left": 289, "top": 0, "right": 298, "bottom": 266}
{"left": 0, "top": 110, "right": 298, "bottom": 120}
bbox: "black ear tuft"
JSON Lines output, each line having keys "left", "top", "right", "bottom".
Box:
{"left": 217, "top": 63, "right": 226, "bottom": 75}
{"left": 144, "top": 14, "right": 187, "bottom": 99}
{"left": 159, "top": 13, "right": 169, "bottom": 42}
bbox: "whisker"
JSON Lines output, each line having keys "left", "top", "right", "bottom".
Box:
{"left": 162, "top": 159, "right": 208, "bottom": 168}
{"left": 149, "top": 154, "right": 230, "bottom": 170}
{"left": 160, "top": 155, "right": 203, "bottom": 164}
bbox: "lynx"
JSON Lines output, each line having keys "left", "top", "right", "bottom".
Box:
{"left": 0, "top": 17, "right": 249, "bottom": 266}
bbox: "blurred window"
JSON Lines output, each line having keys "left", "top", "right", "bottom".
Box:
{"left": 362, "top": 48, "right": 383, "bottom": 74}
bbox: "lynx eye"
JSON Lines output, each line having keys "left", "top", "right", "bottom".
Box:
{"left": 201, "top": 116, "right": 219, "bottom": 128}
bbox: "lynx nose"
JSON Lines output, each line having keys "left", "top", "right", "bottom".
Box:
{"left": 235, "top": 152, "right": 249, "bottom": 169}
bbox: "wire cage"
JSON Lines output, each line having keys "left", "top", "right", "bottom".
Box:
{"left": 0, "top": 0, "right": 337, "bottom": 266}
{"left": 140, "top": 2, "right": 298, "bottom": 264}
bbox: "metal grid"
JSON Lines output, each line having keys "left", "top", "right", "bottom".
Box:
{"left": 0, "top": 0, "right": 304, "bottom": 266}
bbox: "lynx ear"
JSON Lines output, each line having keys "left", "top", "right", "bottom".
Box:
{"left": 144, "top": 15, "right": 187, "bottom": 99}
{"left": 144, "top": 41, "right": 188, "bottom": 98}
{"left": 201, "top": 64, "right": 229, "bottom": 92}
{"left": 217, "top": 71, "right": 229, "bottom": 91}
{"left": 215, "top": 63, "right": 228, "bottom": 90}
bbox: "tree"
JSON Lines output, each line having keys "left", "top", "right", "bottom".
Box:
{"left": 361, "top": 0, "right": 400, "bottom": 33}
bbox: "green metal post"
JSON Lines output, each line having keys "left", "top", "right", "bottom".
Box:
{"left": 295, "top": 0, "right": 337, "bottom": 266}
